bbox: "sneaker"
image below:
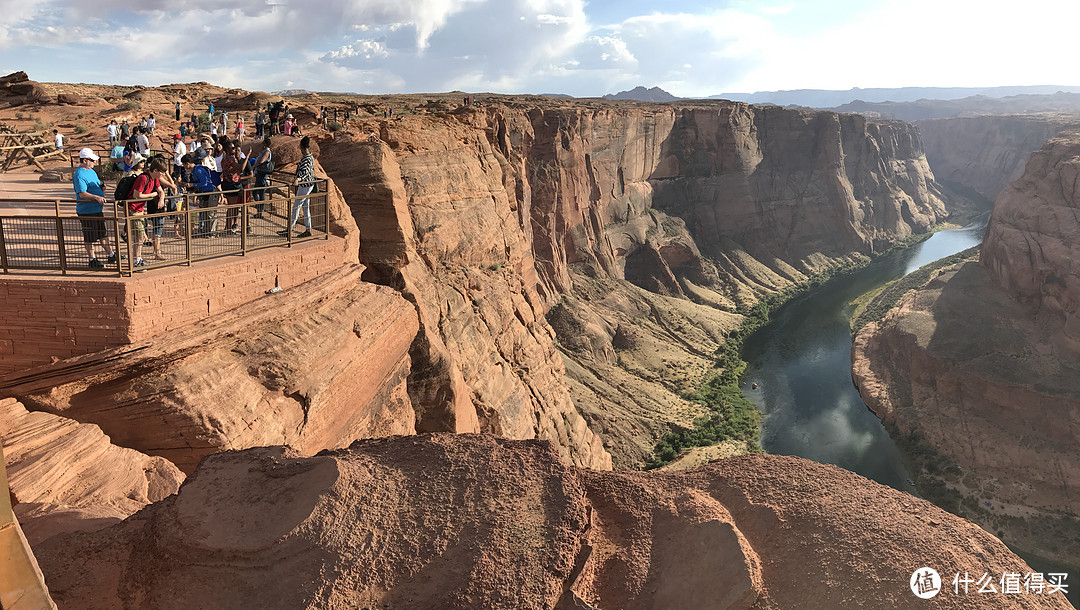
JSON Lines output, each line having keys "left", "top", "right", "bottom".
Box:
{"left": 276, "top": 229, "right": 290, "bottom": 236}
{"left": 133, "top": 258, "right": 147, "bottom": 267}
{"left": 229, "top": 228, "right": 239, "bottom": 235}
{"left": 88, "top": 258, "right": 104, "bottom": 269}
{"left": 106, "top": 253, "right": 117, "bottom": 264}
{"left": 297, "top": 230, "right": 312, "bottom": 238}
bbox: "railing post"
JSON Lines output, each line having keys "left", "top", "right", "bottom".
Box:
{"left": 55, "top": 207, "right": 67, "bottom": 276}
{"left": 124, "top": 206, "right": 133, "bottom": 274}
{"left": 0, "top": 218, "right": 8, "bottom": 273}
{"left": 185, "top": 205, "right": 192, "bottom": 266}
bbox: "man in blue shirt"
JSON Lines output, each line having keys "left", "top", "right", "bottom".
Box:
{"left": 72, "top": 148, "right": 116, "bottom": 269}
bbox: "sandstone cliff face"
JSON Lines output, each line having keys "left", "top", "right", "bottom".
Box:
{"left": 0, "top": 397, "right": 184, "bottom": 545}
{"left": 982, "top": 131, "right": 1080, "bottom": 347}
{"left": 916, "top": 115, "right": 1079, "bottom": 201}
{"left": 852, "top": 262, "right": 1080, "bottom": 569}
{"left": 34, "top": 435, "right": 1070, "bottom": 610}
{"left": 2, "top": 266, "right": 418, "bottom": 474}
{"left": 328, "top": 99, "right": 949, "bottom": 467}
{"left": 852, "top": 133, "right": 1080, "bottom": 568}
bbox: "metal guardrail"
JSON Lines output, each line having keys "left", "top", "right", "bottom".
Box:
{"left": 0, "top": 178, "right": 329, "bottom": 276}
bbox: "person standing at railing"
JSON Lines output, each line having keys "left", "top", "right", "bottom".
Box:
{"left": 124, "top": 158, "right": 169, "bottom": 267}
{"left": 107, "top": 120, "right": 119, "bottom": 144}
{"left": 221, "top": 142, "right": 246, "bottom": 235}
{"left": 251, "top": 137, "right": 272, "bottom": 219}
{"left": 278, "top": 136, "right": 315, "bottom": 238}
{"left": 73, "top": 148, "right": 117, "bottom": 269}
{"left": 180, "top": 149, "right": 218, "bottom": 238}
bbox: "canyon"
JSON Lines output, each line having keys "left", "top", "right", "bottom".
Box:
{"left": 853, "top": 123, "right": 1080, "bottom": 571}
{"left": 1, "top": 74, "right": 1072, "bottom": 606}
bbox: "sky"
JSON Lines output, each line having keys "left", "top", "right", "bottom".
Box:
{"left": 2, "top": 0, "right": 1079, "bottom": 97}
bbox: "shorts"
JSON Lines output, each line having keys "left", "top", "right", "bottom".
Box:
{"left": 150, "top": 214, "right": 165, "bottom": 237}
{"left": 129, "top": 212, "right": 147, "bottom": 240}
{"left": 78, "top": 212, "right": 108, "bottom": 243}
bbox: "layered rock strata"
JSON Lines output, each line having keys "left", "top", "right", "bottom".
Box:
{"left": 0, "top": 397, "right": 184, "bottom": 545}
{"left": 916, "top": 115, "right": 1080, "bottom": 202}
{"left": 2, "top": 265, "right": 418, "bottom": 473}
{"left": 853, "top": 132, "right": 1080, "bottom": 568}
{"left": 330, "top": 99, "right": 949, "bottom": 467}
{"left": 35, "top": 435, "right": 1070, "bottom": 609}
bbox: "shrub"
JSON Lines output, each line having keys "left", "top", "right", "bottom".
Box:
{"left": 73, "top": 125, "right": 88, "bottom": 134}
{"left": 14, "top": 112, "right": 23, "bottom": 120}
{"left": 327, "top": 121, "right": 343, "bottom": 132}
{"left": 195, "top": 112, "right": 212, "bottom": 132}
{"left": 117, "top": 100, "right": 142, "bottom": 111}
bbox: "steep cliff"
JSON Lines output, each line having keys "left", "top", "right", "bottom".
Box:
{"left": 853, "top": 132, "right": 1080, "bottom": 569}
{"left": 328, "top": 99, "right": 950, "bottom": 466}
{"left": 35, "top": 435, "right": 1070, "bottom": 610}
{"left": 915, "top": 115, "right": 1079, "bottom": 201}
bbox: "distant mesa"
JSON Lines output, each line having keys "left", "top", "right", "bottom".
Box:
{"left": 711, "top": 84, "right": 1080, "bottom": 110}
{"left": 603, "top": 86, "right": 680, "bottom": 102}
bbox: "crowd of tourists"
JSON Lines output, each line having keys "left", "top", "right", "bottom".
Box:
{"left": 71, "top": 99, "right": 322, "bottom": 270}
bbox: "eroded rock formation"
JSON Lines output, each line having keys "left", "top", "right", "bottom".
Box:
{"left": 853, "top": 131, "right": 1080, "bottom": 569}
{"left": 34, "top": 435, "right": 1070, "bottom": 610}
{"left": 0, "top": 397, "right": 184, "bottom": 545}
{"left": 3, "top": 266, "right": 418, "bottom": 474}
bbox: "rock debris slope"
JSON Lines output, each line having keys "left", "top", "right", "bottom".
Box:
{"left": 35, "top": 435, "right": 1070, "bottom": 610}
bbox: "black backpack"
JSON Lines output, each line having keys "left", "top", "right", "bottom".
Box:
{"left": 114, "top": 175, "right": 138, "bottom": 202}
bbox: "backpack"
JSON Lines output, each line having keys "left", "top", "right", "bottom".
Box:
{"left": 114, "top": 175, "right": 138, "bottom": 202}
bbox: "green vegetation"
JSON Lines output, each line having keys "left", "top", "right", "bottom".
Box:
{"left": 327, "top": 121, "right": 344, "bottom": 132}
{"left": 195, "top": 112, "right": 212, "bottom": 132}
{"left": 850, "top": 246, "right": 979, "bottom": 334}
{"left": 73, "top": 125, "right": 88, "bottom": 134}
{"left": 31, "top": 119, "right": 51, "bottom": 132}
{"left": 645, "top": 258, "right": 869, "bottom": 468}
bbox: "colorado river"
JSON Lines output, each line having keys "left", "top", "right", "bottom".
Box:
{"left": 740, "top": 220, "right": 986, "bottom": 491}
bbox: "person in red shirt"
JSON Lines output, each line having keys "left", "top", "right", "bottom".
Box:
{"left": 125, "top": 158, "right": 168, "bottom": 268}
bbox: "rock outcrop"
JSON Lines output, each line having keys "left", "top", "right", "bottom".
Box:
{"left": 0, "top": 397, "right": 184, "bottom": 545}
{"left": 853, "top": 131, "right": 1080, "bottom": 569}
{"left": 3, "top": 266, "right": 418, "bottom": 474}
{"left": 0, "top": 71, "right": 53, "bottom": 106}
{"left": 34, "top": 435, "right": 1071, "bottom": 609}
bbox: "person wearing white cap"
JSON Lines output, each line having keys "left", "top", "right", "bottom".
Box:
{"left": 72, "top": 147, "right": 116, "bottom": 269}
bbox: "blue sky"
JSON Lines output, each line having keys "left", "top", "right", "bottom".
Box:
{"left": 1, "top": 0, "right": 1077, "bottom": 96}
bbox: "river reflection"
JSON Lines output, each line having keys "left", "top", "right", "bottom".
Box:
{"left": 740, "top": 219, "right": 986, "bottom": 491}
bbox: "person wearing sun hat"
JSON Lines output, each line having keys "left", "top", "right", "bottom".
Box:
{"left": 72, "top": 147, "right": 116, "bottom": 269}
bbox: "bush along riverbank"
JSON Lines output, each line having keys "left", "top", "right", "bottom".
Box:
{"left": 644, "top": 257, "right": 870, "bottom": 469}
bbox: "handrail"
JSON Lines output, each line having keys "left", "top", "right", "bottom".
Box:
{"left": 0, "top": 178, "right": 329, "bottom": 276}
